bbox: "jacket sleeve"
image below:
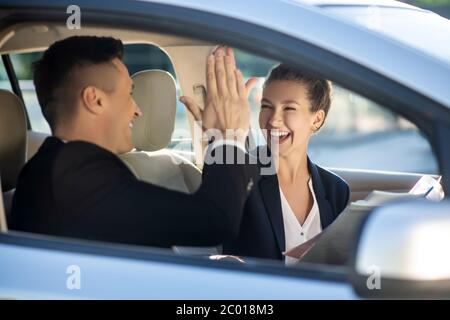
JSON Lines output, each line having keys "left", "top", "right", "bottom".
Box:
{"left": 53, "top": 142, "right": 260, "bottom": 248}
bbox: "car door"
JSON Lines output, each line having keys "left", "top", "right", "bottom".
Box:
{"left": 0, "top": 0, "right": 449, "bottom": 299}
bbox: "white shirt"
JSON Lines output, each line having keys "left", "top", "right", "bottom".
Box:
{"left": 279, "top": 177, "right": 322, "bottom": 265}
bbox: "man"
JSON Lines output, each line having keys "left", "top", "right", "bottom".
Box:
{"left": 11, "top": 36, "right": 258, "bottom": 248}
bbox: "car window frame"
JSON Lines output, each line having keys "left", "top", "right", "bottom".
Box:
{"left": 0, "top": 230, "right": 349, "bottom": 282}
{"left": 0, "top": 0, "right": 449, "bottom": 282}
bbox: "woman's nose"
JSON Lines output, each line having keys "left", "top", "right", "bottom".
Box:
{"left": 268, "top": 110, "right": 283, "bottom": 126}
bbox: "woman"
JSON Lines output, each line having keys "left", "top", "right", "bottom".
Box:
{"left": 223, "top": 64, "right": 350, "bottom": 264}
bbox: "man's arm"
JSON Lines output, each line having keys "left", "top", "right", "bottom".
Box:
{"left": 54, "top": 46, "right": 259, "bottom": 248}
{"left": 54, "top": 142, "right": 258, "bottom": 247}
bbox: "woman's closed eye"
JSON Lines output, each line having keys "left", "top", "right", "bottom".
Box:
{"left": 284, "top": 105, "right": 296, "bottom": 111}
{"left": 261, "top": 104, "right": 273, "bottom": 109}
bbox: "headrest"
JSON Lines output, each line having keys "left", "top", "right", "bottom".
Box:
{"left": 131, "top": 70, "right": 177, "bottom": 151}
{"left": 0, "top": 90, "right": 27, "bottom": 191}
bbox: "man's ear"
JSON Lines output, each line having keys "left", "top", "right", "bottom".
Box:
{"left": 81, "top": 86, "right": 106, "bottom": 115}
{"left": 312, "top": 110, "right": 325, "bottom": 132}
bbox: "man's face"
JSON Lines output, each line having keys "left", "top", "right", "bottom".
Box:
{"left": 103, "top": 58, "right": 142, "bottom": 154}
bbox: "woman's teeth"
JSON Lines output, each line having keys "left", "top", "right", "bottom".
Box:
{"left": 270, "top": 130, "right": 291, "bottom": 142}
{"left": 270, "top": 131, "right": 289, "bottom": 137}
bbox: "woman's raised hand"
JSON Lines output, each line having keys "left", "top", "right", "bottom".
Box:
{"left": 180, "top": 46, "right": 258, "bottom": 137}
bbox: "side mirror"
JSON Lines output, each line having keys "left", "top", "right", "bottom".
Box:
{"left": 350, "top": 199, "right": 450, "bottom": 298}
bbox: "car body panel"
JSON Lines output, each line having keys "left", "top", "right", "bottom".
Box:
{"left": 0, "top": 233, "right": 356, "bottom": 299}
{"left": 0, "top": 0, "right": 449, "bottom": 299}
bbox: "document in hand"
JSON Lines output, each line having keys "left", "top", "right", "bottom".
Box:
{"left": 409, "top": 175, "right": 444, "bottom": 201}
{"left": 351, "top": 175, "right": 444, "bottom": 209}
{"left": 286, "top": 175, "right": 444, "bottom": 264}
{"left": 350, "top": 190, "right": 420, "bottom": 208}
{"left": 283, "top": 233, "right": 322, "bottom": 260}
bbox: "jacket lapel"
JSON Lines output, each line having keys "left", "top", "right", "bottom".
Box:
{"left": 259, "top": 173, "right": 286, "bottom": 254}
{"left": 256, "top": 146, "right": 334, "bottom": 255}
{"left": 307, "top": 158, "right": 334, "bottom": 229}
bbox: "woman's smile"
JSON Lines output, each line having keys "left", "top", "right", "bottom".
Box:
{"left": 268, "top": 129, "right": 291, "bottom": 145}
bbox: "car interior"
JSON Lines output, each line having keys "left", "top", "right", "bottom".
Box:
{"left": 0, "top": 21, "right": 441, "bottom": 266}
{"left": 0, "top": 175, "right": 6, "bottom": 233}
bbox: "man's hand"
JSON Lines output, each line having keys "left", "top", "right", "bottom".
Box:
{"left": 180, "top": 46, "right": 257, "bottom": 137}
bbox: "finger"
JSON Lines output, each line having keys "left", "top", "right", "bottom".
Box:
{"left": 215, "top": 47, "right": 228, "bottom": 96}
{"left": 225, "top": 49, "right": 238, "bottom": 97}
{"left": 180, "top": 96, "right": 202, "bottom": 121}
{"left": 206, "top": 54, "right": 217, "bottom": 98}
{"left": 245, "top": 77, "right": 259, "bottom": 97}
{"left": 235, "top": 69, "right": 247, "bottom": 97}
{"left": 226, "top": 47, "right": 236, "bottom": 69}
{"left": 211, "top": 44, "right": 223, "bottom": 55}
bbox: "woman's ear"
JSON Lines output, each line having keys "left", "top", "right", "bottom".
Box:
{"left": 81, "top": 86, "right": 105, "bottom": 115}
{"left": 312, "top": 110, "right": 325, "bottom": 132}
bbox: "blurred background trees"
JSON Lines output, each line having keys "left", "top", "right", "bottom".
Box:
{"left": 403, "top": 0, "right": 450, "bottom": 17}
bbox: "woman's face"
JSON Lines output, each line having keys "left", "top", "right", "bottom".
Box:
{"left": 259, "top": 80, "right": 323, "bottom": 157}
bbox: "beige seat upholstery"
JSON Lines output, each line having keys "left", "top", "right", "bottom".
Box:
{"left": 27, "top": 130, "right": 50, "bottom": 161}
{"left": 121, "top": 149, "right": 202, "bottom": 194}
{"left": 0, "top": 89, "right": 28, "bottom": 225}
{"left": 119, "top": 69, "right": 201, "bottom": 193}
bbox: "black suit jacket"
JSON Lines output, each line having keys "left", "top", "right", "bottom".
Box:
{"left": 223, "top": 152, "right": 350, "bottom": 261}
{"left": 11, "top": 137, "right": 259, "bottom": 247}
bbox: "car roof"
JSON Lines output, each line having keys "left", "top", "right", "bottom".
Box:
{"left": 2, "top": 0, "right": 450, "bottom": 109}
{"left": 139, "top": 0, "right": 450, "bottom": 109}
{"left": 296, "top": 0, "right": 419, "bottom": 9}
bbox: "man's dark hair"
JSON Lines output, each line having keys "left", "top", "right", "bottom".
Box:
{"left": 33, "top": 36, "right": 124, "bottom": 131}
{"left": 264, "top": 64, "right": 332, "bottom": 130}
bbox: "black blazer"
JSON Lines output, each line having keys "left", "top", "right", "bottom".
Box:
{"left": 11, "top": 137, "right": 259, "bottom": 248}
{"left": 223, "top": 151, "right": 350, "bottom": 261}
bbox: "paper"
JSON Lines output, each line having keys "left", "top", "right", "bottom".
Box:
{"left": 409, "top": 175, "right": 444, "bottom": 201}
{"left": 351, "top": 190, "right": 419, "bottom": 207}
{"left": 283, "top": 233, "right": 323, "bottom": 260}
{"left": 351, "top": 175, "right": 444, "bottom": 208}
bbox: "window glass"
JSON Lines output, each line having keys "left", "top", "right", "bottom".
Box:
{"left": 236, "top": 51, "right": 438, "bottom": 174}
{"left": 10, "top": 44, "right": 191, "bottom": 149}
{"left": 0, "top": 58, "right": 13, "bottom": 92}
